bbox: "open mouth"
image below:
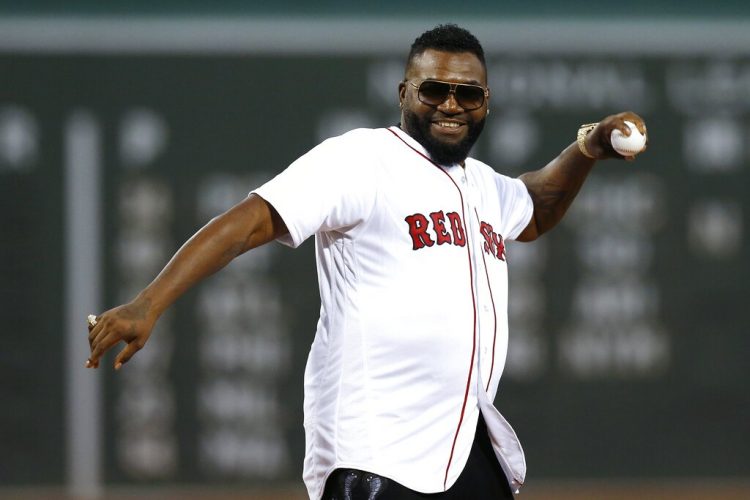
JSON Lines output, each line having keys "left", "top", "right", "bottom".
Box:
{"left": 431, "top": 120, "right": 465, "bottom": 134}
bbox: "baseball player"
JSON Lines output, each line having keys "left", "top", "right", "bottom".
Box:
{"left": 86, "top": 24, "right": 647, "bottom": 500}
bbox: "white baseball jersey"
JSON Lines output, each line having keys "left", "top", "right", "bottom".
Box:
{"left": 253, "top": 126, "right": 533, "bottom": 499}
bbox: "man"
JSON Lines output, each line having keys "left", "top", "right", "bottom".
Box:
{"left": 86, "top": 24, "right": 647, "bottom": 500}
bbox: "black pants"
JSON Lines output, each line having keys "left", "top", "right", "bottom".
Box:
{"left": 322, "top": 414, "right": 515, "bottom": 499}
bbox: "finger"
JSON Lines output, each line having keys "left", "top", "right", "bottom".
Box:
{"left": 87, "top": 329, "right": 108, "bottom": 366}
{"left": 622, "top": 112, "right": 646, "bottom": 136}
{"left": 88, "top": 319, "right": 103, "bottom": 347}
{"left": 91, "top": 324, "right": 109, "bottom": 350}
{"left": 114, "top": 342, "right": 141, "bottom": 370}
{"left": 88, "top": 330, "right": 123, "bottom": 366}
{"left": 617, "top": 121, "right": 632, "bottom": 137}
{"left": 86, "top": 319, "right": 104, "bottom": 368}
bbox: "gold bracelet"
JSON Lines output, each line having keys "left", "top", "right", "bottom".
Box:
{"left": 577, "top": 122, "right": 598, "bottom": 159}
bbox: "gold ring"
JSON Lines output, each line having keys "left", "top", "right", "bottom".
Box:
{"left": 87, "top": 314, "right": 98, "bottom": 328}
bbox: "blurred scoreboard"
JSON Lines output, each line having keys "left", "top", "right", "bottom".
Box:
{"left": 1, "top": 50, "right": 748, "bottom": 486}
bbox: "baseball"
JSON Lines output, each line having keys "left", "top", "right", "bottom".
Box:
{"left": 610, "top": 120, "right": 646, "bottom": 156}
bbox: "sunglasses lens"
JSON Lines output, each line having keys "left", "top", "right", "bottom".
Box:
{"left": 418, "top": 81, "right": 452, "bottom": 106}
{"left": 417, "top": 80, "right": 485, "bottom": 109}
{"left": 455, "top": 85, "right": 485, "bottom": 110}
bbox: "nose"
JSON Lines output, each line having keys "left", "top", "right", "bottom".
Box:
{"left": 437, "top": 91, "right": 463, "bottom": 114}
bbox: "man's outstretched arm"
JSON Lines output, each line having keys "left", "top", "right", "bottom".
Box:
{"left": 516, "top": 111, "right": 647, "bottom": 242}
{"left": 86, "top": 194, "right": 288, "bottom": 370}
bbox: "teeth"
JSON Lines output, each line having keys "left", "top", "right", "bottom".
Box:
{"left": 436, "top": 121, "right": 460, "bottom": 128}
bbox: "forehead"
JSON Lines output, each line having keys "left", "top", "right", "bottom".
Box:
{"left": 406, "top": 49, "right": 487, "bottom": 85}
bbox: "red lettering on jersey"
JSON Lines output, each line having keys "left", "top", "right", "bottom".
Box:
{"left": 493, "top": 231, "right": 506, "bottom": 261}
{"left": 405, "top": 211, "right": 468, "bottom": 251}
{"left": 479, "top": 221, "right": 506, "bottom": 261}
{"left": 405, "top": 213, "right": 435, "bottom": 250}
{"left": 430, "top": 211, "right": 452, "bottom": 245}
{"left": 447, "top": 212, "right": 466, "bottom": 247}
{"left": 480, "top": 222, "right": 494, "bottom": 254}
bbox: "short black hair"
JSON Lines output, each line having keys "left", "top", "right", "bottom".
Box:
{"left": 406, "top": 24, "right": 486, "bottom": 72}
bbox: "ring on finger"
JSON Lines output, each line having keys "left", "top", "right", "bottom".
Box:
{"left": 87, "top": 314, "right": 98, "bottom": 328}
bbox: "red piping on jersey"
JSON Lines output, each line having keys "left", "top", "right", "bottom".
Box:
{"left": 474, "top": 207, "right": 499, "bottom": 392}
{"left": 386, "top": 127, "right": 478, "bottom": 490}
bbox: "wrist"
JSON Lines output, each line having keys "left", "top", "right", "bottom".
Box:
{"left": 132, "top": 292, "right": 161, "bottom": 323}
{"left": 576, "top": 122, "right": 598, "bottom": 159}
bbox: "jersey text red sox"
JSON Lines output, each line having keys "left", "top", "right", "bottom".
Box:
{"left": 405, "top": 211, "right": 506, "bottom": 261}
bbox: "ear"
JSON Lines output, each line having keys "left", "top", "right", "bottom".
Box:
{"left": 398, "top": 80, "right": 407, "bottom": 107}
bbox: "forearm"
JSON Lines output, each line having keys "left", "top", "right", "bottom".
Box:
{"left": 515, "top": 113, "right": 648, "bottom": 241}
{"left": 518, "top": 142, "right": 595, "bottom": 240}
{"left": 133, "top": 194, "right": 284, "bottom": 319}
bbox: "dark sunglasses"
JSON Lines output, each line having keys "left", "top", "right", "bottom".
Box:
{"left": 409, "top": 79, "right": 488, "bottom": 110}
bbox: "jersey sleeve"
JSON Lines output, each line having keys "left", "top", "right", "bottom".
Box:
{"left": 252, "top": 130, "right": 378, "bottom": 248}
{"left": 495, "top": 175, "right": 534, "bottom": 242}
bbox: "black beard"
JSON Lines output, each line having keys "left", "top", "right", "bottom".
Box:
{"left": 402, "top": 109, "right": 485, "bottom": 165}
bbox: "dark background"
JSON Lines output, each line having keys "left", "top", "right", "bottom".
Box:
{"left": 0, "top": 4, "right": 748, "bottom": 497}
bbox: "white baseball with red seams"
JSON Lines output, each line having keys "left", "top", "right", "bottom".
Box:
{"left": 610, "top": 120, "right": 647, "bottom": 156}
{"left": 253, "top": 126, "right": 533, "bottom": 499}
